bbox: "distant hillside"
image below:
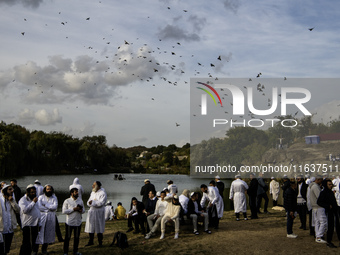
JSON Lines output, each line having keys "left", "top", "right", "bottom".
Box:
{"left": 261, "top": 140, "right": 340, "bottom": 166}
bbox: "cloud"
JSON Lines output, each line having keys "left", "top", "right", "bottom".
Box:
{"left": 35, "top": 108, "right": 62, "bottom": 125}
{"left": 0, "top": 45, "right": 168, "bottom": 105}
{"left": 16, "top": 108, "right": 62, "bottom": 126}
{"left": 16, "top": 108, "right": 35, "bottom": 125}
{"left": 0, "top": 0, "right": 44, "bottom": 8}
{"left": 157, "top": 15, "right": 206, "bottom": 42}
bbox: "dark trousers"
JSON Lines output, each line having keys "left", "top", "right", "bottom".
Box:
{"left": 128, "top": 215, "right": 146, "bottom": 233}
{"left": 257, "top": 193, "right": 269, "bottom": 212}
{"left": 55, "top": 215, "right": 63, "bottom": 241}
{"left": 327, "top": 209, "right": 340, "bottom": 243}
{"left": 0, "top": 233, "right": 14, "bottom": 255}
{"left": 64, "top": 224, "right": 81, "bottom": 254}
{"left": 89, "top": 233, "right": 103, "bottom": 245}
{"left": 208, "top": 205, "right": 219, "bottom": 228}
{"left": 19, "top": 226, "right": 39, "bottom": 255}
{"left": 297, "top": 203, "right": 307, "bottom": 229}
{"left": 309, "top": 209, "right": 315, "bottom": 236}
{"left": 249, "top": 195, "right": 258, "bottom": 218}
{"left": 286, "top": 211, "right": 294, "bottom": 234}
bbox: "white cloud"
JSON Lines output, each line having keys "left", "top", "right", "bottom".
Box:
{"left": 34, "top": 108, "right": 62, "bottom": 125}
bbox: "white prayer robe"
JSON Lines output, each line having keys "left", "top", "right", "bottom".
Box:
{"left": 85, "top": 188, "right": 107, "bottom": 233}
{"left": 104, "top": 205, "right": 114, "bottom": 221}
{"left": 34, "top": 184, "right": 44, "bottom": 197}
{"left": 269, "top": 180, "right": 280, "bottom": 201}
{"left": 69, "top": 178, "right": 85, "bottom": 199}
{"left": 229, "top": 179, "right": 248, "bottom": 213}
{"left": 179, "top": 194, "right": 189, "bottom": 214}
{"left": 200, "top": 186, "right": 224, "bottom": 218}
{"left": 36, "top": 194, "right": 58, "bottom": 244}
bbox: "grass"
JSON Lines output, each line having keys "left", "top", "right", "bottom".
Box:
{"left": 9, "top": 208, "right": 340, "bottom": 255}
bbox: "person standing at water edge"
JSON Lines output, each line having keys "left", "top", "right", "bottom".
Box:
{"left": 248, "top": 173, "right": 258, "bottom": 219}
{"left": 0, "top": 184, "right": 20, "bottom": 254}
{"left": 69, "top": 178, "right": 84, "bottom": 199}
{"left": 19, "top": 184, "right": 40, "bottom": 255}
{"left": 269, "top": 177, "right": 280, "bottom": 207}
{"left": 229, "top": 174, "right": 248, "bottom": 221}
{"left": 284, "top": 179, "right": 298, "bottom": 238}
{"left": 85, "top": 181, "right": 107, "bottom": 247}
{"left": 62, "top": 188, "right": 85, "bottom": 255}
{"left": 200, "top": 184, "right": 222, "bottom": 229}
{"left": 257, "top": 172, "right": 269, "bottom": 214}
{"left": 296, "top": 175, "right": 308, "bottom": 230}
{"left": 10, "top": 178, "right": 22, "bottom": 228}
{"left": 310, "top": 175, "right": 327, "bottom": 244}
{"left": 215, "top": 175, "right": 225, "bottom": 199}
{"left": 34, "top": 180, "right": 44, "bottom": 197}
{"left": 140, "top": 179, "right": 156, "bottom": 207}
{"left": 36, "top": 184, "right": 58, "bottom": 254}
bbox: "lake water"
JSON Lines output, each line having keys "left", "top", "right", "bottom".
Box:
{"left": 13, "top": 173, "right": 231, "bottom": 222}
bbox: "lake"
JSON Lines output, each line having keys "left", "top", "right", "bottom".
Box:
{"left": 13, "top": 173, "right": 231, "bottom": 222}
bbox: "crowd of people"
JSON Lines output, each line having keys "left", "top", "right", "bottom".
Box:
{"left": 282, "top": 173, "right": 340, "bottom": 248}
{"left": 1, "top": 173, "right": 339, "bottom": 254}
{"left": 0, "top": 176, "right": 226, "bottom": 254}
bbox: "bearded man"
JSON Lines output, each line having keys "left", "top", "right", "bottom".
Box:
{"left": 85, "top": 181, "right": 107, "bottom": 247}
{"left": 36, "top": 184, "right": 58, "bottom": 254}
{"left": 18, "top": 184, "right": 40, "bottom": 255}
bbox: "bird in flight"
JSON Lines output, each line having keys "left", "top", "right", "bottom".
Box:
{"left": 176, "top": 123, "right": 180, "bottom": 127}
{"left": 308, "top": 27, "right": 315, "bottom": 31}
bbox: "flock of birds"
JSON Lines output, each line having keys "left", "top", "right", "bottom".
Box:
{"left": 14, "top": 3, "right": 317, "bottom": 127}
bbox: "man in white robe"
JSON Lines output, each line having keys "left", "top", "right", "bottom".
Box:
{"left": 85, "top": 181, "right": 107, "bottom": 247}
{"left": 34, "top": 180, "right": 44, "bottom": 197}
{"left": 36, "top": 185, "right": 58, "bottom": 254}
{"left": 269, "top": 177, "right": 280, "bottom": 207}
{"left": 19, "top": 184, "right": 40, "bottom": 255}
{"left": 229, "top": 175, "right": 248, "bottom": 221}
{"left": 0, "top": 184, "right": 20, "bottom": 254}
{"left": 69, "top": 177, "right": 85, "bottom": 199}
{"left": 200, "top": 184, "right": 223, "bottom": 229}
{"left": 208, "top": 181, "right": 224, "bottom": 219}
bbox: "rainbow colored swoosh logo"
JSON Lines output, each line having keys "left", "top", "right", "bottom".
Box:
{"left": 196, "top": 82, "right": 223, "bottom": 106}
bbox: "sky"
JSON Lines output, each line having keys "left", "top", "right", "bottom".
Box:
{"left": 0, "top": 0, "right": 340, "bottom": 148}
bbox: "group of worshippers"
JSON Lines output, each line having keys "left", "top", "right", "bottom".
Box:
{"left": 283, "top": 173, "right": 340, "bottom": 249}
{"left": 0, "top": 177, "right": 110, "bottom": 255}
{"left": 229, "top": 173, "right": 277, "bottom": 221}
{"left": 127, "top": 177, "right": 225, "bottom": 240}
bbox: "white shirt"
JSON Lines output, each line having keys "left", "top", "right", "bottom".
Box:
{"left": 179, "top": 194, "right": 189, "bottom": 214}
{"left": 154, "top": 199, "right": 168, "bottom": 216}
{"left": 34, "top": 184, "right": 44, "bottom": 197}
{"left": 1, "top": 199, "right": 12, "bottom": 233}
{"left": 19, "top": 195, "right": 41, "bottom": 227}
{"left": 62, "top": 196, "right": 85, "bottom": 226}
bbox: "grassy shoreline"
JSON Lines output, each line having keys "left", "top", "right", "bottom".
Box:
{"left": 9, "top": 208, "right": 340, "bottom": 255}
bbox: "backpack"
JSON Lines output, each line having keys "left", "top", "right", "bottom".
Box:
{"left": 110, "top": 231, "right": 128, "bottom": 249}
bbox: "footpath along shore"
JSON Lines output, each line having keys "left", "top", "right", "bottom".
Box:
{"left": 9, "top": 209, "right": 339, "bottom": 255}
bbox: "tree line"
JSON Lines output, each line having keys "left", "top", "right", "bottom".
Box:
{"left": 0, "top": 121, "right": 189, "bottom": 177}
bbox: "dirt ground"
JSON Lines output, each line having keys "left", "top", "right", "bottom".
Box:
{"left": 9, "top": 208, "right": 340, "bottom": 255}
